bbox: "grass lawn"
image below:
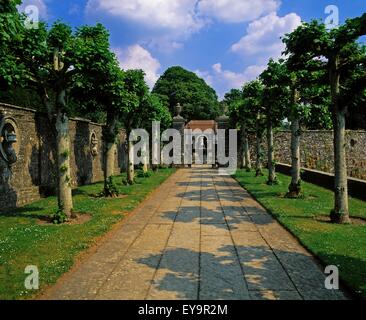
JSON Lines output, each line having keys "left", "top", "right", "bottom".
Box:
{"left": 233, "top": 169, "right": 366, "bottom": 299}
{"left": 0, "top": 168, "right": 175, "bottom": 300}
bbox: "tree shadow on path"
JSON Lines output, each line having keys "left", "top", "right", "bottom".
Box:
{"left": 137, "top": 245, "right": 349, "bottom": 300}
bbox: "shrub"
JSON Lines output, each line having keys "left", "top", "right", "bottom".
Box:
{"left": 52, "top": 208, "right": 68, "bottom": 224}
{"left": 136, "top": 169, "right": 153, "bottom": 178}
{"left": 102, "top": 176, "right": 119, "bottom": 197}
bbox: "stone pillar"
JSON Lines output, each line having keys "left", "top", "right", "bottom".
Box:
{"left": 172, "top": 103, "right": 186, "bottom": 168}
{"left": 215, "top": 112, "right": 230, "bottom": 168}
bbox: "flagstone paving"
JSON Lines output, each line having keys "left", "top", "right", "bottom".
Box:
{"left": 42, "top": 166, "right": 348, "bottom": 300}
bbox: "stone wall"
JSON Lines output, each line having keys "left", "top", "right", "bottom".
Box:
{"left": 249, "top": 130, "right": 366, "bottom": 181}
{"left": 0, "top": 103, "right": 127, "bottom": 210}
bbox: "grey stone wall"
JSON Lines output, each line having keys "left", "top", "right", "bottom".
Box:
{"left": 248, "top": 130, "right": 366, "bottom": 181}
{"left": 0, "top": 103, "right": 127, "bottom": 210}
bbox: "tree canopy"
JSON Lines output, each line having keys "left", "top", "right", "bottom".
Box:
{"left": 152, "top": 66, "right": 220, "bottom": 121}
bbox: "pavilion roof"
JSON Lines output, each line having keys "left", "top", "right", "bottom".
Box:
{"left": 185, "top": 120, "right": 217, "bottom": 132}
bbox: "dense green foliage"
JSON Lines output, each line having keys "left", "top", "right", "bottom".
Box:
{"left": 0, "top": 0, "right": 45, "bottom": 108}
{"left": 283, "top": 18, "right": 366, "bottom": 130}
{"left": 70, "top": 23, "right": 123, "bottom": 124}
{"left": 0, "top": 0, "right": 24, "bottom": 88}
{"left": 259, "top": 59, "right": 291, "bottom": 128}
{"left": 152, "top": 66, "right": 220, "bottom": 121}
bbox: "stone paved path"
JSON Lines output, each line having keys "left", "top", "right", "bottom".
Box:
{"left": 43, "top": 167, "right": 347, "bottom": 300}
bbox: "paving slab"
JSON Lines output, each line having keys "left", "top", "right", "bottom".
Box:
{"left": 42, "top": 167, "right": 348, "bottom": 300}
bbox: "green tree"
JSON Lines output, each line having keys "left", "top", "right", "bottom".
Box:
{"left": 341, "top": 45, "right": 366, "bottom": 129}
{"left": 241, "top": 82, "right": 266, "bottom": 173}
{"left": 0, "top": 0, "right": 25, "bottom": 89}
{"left": 226, "top": 85, "right": 259, "bottom": 172}
{"left": 0, "top": 1, "right": 44, "bottom": 109}
{"left": 283, "top": 14, "right": 366, "bottom": 223}
{"left": 19, "top": 21, "right": 76, "bottom": 217}
{"left": 140, "top": 93, "right": 172, "bottom": 172}
{"left": 15, "top": 21, "right": 118, "bottom": 217}
{"left": 242, "top": 81, "right": 266, "bottom": 177}
{"left": 152, "top": 66, "right": 220, "bottom": 121}
{"left": 225, "top": 89, "right": 248, "bottom": 170}
{"left": 283, "top": 57, "right": 331, "bottom": 198}
{"left": 70, "top": 24, "right": 125, "bottom": 197}
{"left": 260, "top": 59, "right": 290, "bottom": 185}
{"left": 119, "top": 69, "right": 150, "bottom": 183}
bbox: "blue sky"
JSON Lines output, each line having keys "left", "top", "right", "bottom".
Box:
{"left": 19, "top": 0, "right": 366, "bottom": 99}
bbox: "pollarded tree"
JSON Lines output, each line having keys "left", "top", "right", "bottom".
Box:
{"left": 283, "top": 14, "right": 366, "bottom": 223}
{"left": 260, "top": 59, "right": 290, "bottom": 185}
{"left": 18, "top": 21, "right": 76, "bottom": 217}
{"left": 225, "top": 89, "right": 250, "bottom": 170}
{"left": 243, "top": 81, "right": 266, "bottom": 177}
{"left": 71, "top": 24, "right": 125, "bottom": 197}
{"left": 139, "top": 93, "right": 172, "bottom": 172}
{"left": 283, "top": 57, "right": 331, "bottom": 198}
{"left": 18, "top": 21, "right": 118, "bottom": 217}
{"left": 120, "top": 69, "right": 150, "bottom": 184}
{"left": 241, "top": 82, "right": 267, "bottom": 173}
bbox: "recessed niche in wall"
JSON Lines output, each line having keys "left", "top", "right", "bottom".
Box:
{"left": 90, "top": 131, "right": 98, "bottom": 157}
{"left": 0, "top": 118, "right": 19, "bottom": 164}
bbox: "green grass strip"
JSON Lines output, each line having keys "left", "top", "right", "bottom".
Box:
{"left": 0, "top": 168, "right": 175, "bottom": 300}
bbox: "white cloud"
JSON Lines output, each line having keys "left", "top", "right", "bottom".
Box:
{"left": 198, "top": 0, "right": 280, "bottom": 23}
{"left": 18, "top": 0, "right": 48, "bottom": 19}
{"left": 86, "top": 0, "right": 288, "bottom": 52}
{"left": 231, "top": 12, "right": 302, "bottom": 60}
{"left": 86, "top": 0, "right": 204, "bottom": 34}
{"left": 115, "top": 45, "right": 161, "bottom": 88}
{"left": 196, "top": 63, "right": 266, "bottom": 99}
{"left": 212, "top": 63, "right": 266, "bottom": 89}
{"left": 194, "top": 69, "right": 214, "bottom": 86}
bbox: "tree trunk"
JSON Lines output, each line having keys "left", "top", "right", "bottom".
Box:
{"left": 238, "top": 131, "right": 244, "bottom": 169}
{"left": 105, "top": 143, "right": 115, "bottom": 181}
{"left": 287, "top": 88, "right": 302, "bottom": 198}
{"left": 266, "top": 119, "right": 277, "bottom": 185}
{"left": 330, "top": 56, "right": 350, "bottom": 223}
{"left": 127, "top": 140, "right": 135, "bottom": 184}
{"left": 55, "top": 109, "right": 73, "bottom": 217}
{"left": 143, "top": 146, "right": 148, "bottom": 173}
{"left": 104, "top": 115, "right": 117, "bottom": 195}
{"left": 143, "top": 162, "right": 148, "bottom": 173}
{"left": 255, "top": 116, "right": 264, "bottom": 177}
{"left": 52, "top": 48, "right": 73, "bottom": 217}
{"left": 287, "top": 115, "right": 301, "bottom": 197}
{"left": 243, "top": 128, "right": 251, "bottom": 172}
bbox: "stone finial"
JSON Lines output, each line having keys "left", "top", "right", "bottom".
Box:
{"left": 219, "top": 103, "right": 229, "bottom": 116}
{"left": 216, "top": 104, "right": 229, "bottom": 123}
{"left": 174, "top": 103, "right": 182, "bottom": 117}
